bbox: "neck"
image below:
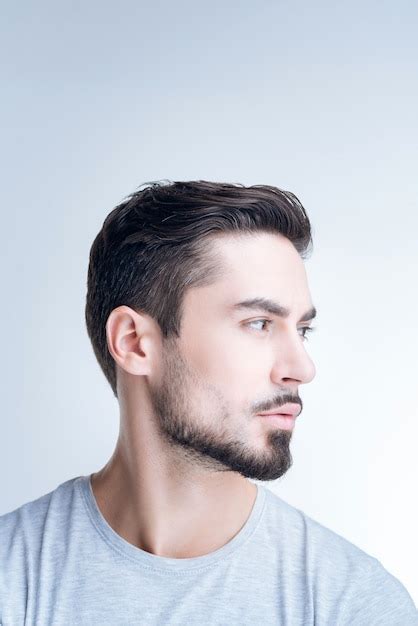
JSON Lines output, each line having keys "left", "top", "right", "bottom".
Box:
{"left": 90, "top": 424, "right": 257, "bottom": 558}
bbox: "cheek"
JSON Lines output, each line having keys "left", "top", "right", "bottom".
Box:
{"left": 187, "top": 328, "right": 272, "bottom": 392}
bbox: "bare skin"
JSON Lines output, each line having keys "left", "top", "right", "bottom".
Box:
{"left": 91, "top": 232, "right": 316, "bottom": 558}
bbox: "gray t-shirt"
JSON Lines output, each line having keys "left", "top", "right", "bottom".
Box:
{"left": 0, "top": 475, "right": 416, "bottom": 625}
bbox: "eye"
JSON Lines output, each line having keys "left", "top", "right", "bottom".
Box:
{"left": 245, "top": 319, "right": 273, "bottom": 332}
{"left": 298, "top": 326, "right": 316, "bottom": 341}
{"left": 246, "top": 319, "right": 316, "bottom": 341}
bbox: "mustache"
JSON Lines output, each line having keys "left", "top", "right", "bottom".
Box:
{"left": 256, "top": 394, "right": 302, "bottom": 414}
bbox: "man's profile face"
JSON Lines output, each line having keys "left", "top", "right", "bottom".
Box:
{"left": 148, "top": 232, "right": 316, "bottom": 481}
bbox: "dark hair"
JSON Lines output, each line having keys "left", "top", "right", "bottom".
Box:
{"left": 85, "top": 180, "right": 313, "bottom": 398}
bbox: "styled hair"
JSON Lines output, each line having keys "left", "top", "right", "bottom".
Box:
{"left": 85, "top": 180, "right": 313, "bottom": 398}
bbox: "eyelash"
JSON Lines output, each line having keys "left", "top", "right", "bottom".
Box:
{"left": 245, "top": 319, "right": 316, "bottom": 341}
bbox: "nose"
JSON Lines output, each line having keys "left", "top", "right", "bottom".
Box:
{"left": 270, "top": 332, "right": 316, "bottom": 386}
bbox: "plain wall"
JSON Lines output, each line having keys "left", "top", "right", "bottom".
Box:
{"left": 1, "top": 0, "right": 417, "bottom": 605}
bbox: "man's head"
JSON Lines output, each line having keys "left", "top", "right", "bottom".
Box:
{"left": 85, "top": 180, "right": 317, "bottom": 481}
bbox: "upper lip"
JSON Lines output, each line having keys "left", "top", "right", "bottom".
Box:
{"left": 257, "top": 403, "right": 301, "bottom": 418}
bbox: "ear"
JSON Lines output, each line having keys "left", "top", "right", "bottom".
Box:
{"left": 105, "top": 305, "right": 158, "bottom": 378}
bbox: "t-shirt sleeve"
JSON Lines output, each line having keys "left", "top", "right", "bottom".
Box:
{"left": 338, "top": 556, "right": 418, "bottom": 625}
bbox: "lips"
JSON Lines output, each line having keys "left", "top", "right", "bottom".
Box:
{"left": 257, "top": 403, "right": 301, "bottom": 418}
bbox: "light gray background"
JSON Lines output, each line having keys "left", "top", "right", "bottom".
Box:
{"left": 1, "top": 0, "right": 417, "bottom": 605}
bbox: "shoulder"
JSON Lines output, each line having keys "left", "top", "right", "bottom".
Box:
{"left": 262, "top": 486, "right": 374, "bottom": 567}
{"left": 262, "top": 487, "right": 417, "bottom": 623}
{"left": 0, "top": 477, "right": 82, "bottom": 587}
{"left": 337, "top": 556, "right": 418, "bottom": 624}
{"left": 0, "top": 487, "right": 54, "bottom": 560}
{"left": 264, "top": 487, "right": 390, "bottom": 570}
{"left": 0, "top": 476, "right": 81, "bottom": 540}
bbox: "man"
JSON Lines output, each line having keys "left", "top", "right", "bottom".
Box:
{"left": 1, "top": 181, "right": 416, "bottom": 624}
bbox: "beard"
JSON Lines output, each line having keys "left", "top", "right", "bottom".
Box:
{"left": 148, "top": 337, "right": 293, "bottom": 482}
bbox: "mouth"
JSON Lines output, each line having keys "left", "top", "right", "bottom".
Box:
{"left": 257, "top": 403, "right": 301, "bottom": 418}
{"left": 257, "top": 413, "right": 296, "bottom": 430}
{"left": 256, "top": 403, "right": 300, "bottom": 430}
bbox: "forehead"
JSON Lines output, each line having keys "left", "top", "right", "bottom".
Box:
{"left": 211, "top": 230, "right": 303, "bottom": 265}
{"left": 212, "top": 232, "right": 310, "bottom": 296}
{"left": 184, "top": 232, "right": 314, "bottom": 319}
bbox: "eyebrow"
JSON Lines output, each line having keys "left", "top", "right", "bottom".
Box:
{"left": 229, "top": 297, "right": 317, "bottom": 323}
